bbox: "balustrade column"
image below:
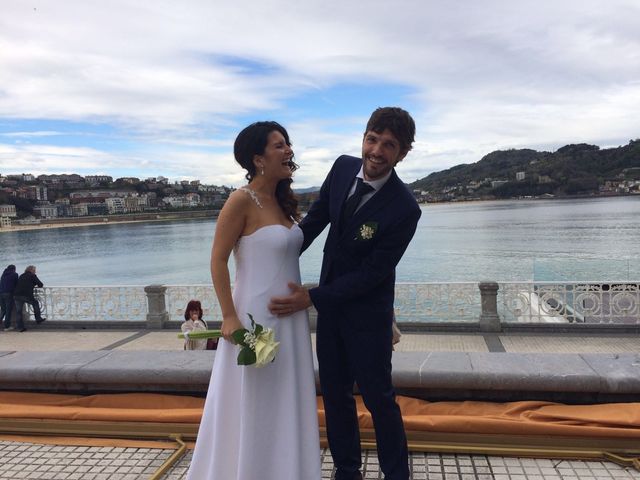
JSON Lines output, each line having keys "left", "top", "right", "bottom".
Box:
{"left": 144, "top": 284, "right": 169, "bottom": 329}
{"left": 479, "top": 281, "right": 501, "bottom": 332}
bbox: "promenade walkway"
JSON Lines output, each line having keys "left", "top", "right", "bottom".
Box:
{"left": 2, "top": 329, "right": 639, "bottom": 354}
{"left": 1, "top": 329, "right": 639, "bottom": 480}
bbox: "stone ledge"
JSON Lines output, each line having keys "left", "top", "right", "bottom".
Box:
{"left": 0, "top": 350, "right": 638, "bottom": 402}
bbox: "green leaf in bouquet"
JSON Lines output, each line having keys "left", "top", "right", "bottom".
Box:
{"left": 247, "top": 313, "right": 263, "bottom": 335}
{"left": 231, "top": 328, "right": 249, "bottom": 346}
{"left": 237, "top": 347, "right": 256, "bottom": 366}
{"left": 247, "top": 313, "right": 264, "bottom": 337}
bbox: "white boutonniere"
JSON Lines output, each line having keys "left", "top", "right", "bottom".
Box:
{"left": 355, "top": 221, "right": 378, "bottom": 241}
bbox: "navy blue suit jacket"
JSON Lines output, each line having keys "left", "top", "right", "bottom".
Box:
{"left": 301, "top": 155, "right": 421, "bottom": 331}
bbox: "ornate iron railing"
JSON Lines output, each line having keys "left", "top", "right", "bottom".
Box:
{"left": 498, "top": 282, "right": 640, "bottom": 324}
{"left": 165, "top": 285, "right": 220, "bottom": 323}
{"left": 166, "top": 283, "right": 482, "bottom": 323}
{"left": 25, "top": 281, "right": 639, "bottom": 325}
{"left": 34, "top": 286, "right": 147, "bottom": 321}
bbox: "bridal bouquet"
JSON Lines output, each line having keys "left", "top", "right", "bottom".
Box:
{"left": 178, "top": 314, "right": 280, "bottom": 368}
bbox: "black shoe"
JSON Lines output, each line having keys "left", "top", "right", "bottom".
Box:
{"left": 36, "top": 317, "right": 47, "bottom": 324}
{"left": 19, "top": 328, "right": 27, "bottom": 332}
{"left": 335, "top": 471, "right": 363, "bottom": 480}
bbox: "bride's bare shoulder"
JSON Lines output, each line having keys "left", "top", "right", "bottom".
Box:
{"left": 224, "top": 189, "right": 254, "bottom": 209}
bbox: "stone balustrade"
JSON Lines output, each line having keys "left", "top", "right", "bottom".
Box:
{"left": 15, "top": 281, "right": 639, "bottom": 332}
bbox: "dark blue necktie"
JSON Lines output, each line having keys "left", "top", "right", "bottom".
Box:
{"left": 341, "top": 178, "right": 374, "bottom": 229}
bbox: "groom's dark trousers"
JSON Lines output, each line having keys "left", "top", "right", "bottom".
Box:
{"left": 301, "top": 155, "right": 421, "bottom": 480}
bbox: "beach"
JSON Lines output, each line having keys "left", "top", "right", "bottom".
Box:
{"left": 0, "top": 210, "right": 218, "bottom": 234}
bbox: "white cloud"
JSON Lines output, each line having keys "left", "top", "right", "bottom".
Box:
{"left": 1, "top": 0, "right": 639, "bottom": 186}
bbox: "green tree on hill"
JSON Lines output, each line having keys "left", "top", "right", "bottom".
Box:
{"left": 412, "top": 140, "right": 640, "bottom": 199}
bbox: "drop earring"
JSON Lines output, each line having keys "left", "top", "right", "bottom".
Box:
{"left": 261, "top": 167, "right": 265, "bottom": 176}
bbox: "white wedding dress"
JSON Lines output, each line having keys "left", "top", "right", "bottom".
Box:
{"left": 186, "top": 224, "right": 321, "bottom": 480}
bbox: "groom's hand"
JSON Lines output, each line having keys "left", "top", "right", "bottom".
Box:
{"left": 269, "top": 282, "right": 312, "bottom": 317}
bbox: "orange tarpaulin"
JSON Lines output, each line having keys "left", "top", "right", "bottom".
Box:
{"left": 1, "top": 392, "right": 639, "bottom": 439}
{"left": 337, "top": 396, "right": 640, "bottom": 439}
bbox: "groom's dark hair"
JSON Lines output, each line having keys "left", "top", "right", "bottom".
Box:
{"left": 365, "top": 107, "right": 416, "bottom": 153}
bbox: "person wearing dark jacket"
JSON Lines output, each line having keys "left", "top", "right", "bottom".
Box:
{"left": 0, "top": 264, "right": 19, "bottom": 330}
{"left": 13, "top": 265, "right": 46, "bottom": 332}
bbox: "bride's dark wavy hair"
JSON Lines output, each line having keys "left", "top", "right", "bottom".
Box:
{"left": 233, "top": 121, "right": 300, "bottom": 221}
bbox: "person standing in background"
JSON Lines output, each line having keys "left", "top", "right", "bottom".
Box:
{"left": 181, "top": 299, "right": 218, "bottom": 350}
{"left": 0, "top": 264, "right": 19, "bottom": 330}
{"left": 13, "top": 265, "right": 47, "bottom": 332}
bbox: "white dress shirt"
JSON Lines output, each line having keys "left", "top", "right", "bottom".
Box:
{"left": 346, "top": 167, "right": 393, "bottom": 213}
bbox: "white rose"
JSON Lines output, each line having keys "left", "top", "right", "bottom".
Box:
{"left": 253, "top": 328, "right": 280, "bottom": 367}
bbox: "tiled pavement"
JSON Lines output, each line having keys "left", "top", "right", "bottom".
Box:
{"left": 2, "top": 330, "right": 640, "bottom": 354}
{"left": 1, "top": 441, "right": 639, "bottom": 479}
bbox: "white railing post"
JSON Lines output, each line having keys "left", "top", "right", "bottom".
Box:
{"left": 479, "top": 281, "right": 501, "bottom": 332}
{"left": 144, "top": 284, "right": 169, "bottom": 329}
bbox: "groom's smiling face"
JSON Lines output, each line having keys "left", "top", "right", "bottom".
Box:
{"left": 361, "top": 129, "right": 408, "bottom": 181}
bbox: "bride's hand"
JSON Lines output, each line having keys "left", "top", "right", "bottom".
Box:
{"left": 221, "top": 315, "right": 243, "bottom": 343}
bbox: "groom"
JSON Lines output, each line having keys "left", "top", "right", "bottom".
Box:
{"left": 270, "top": 107, "right": 421, "bottom": 480}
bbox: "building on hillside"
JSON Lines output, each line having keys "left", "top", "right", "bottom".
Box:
{"left": 105, "top": 197, "right": 126, "bottom": 214}
{"left": 124, "top": 195, "right": 144, "bottom": 213}
{"left": 491, "top": 180, "right": 508, "bottom": 188}
{"left": 144, "top": 192, "right": 157, "bottom": 207}
{"left": 17, "top": 215, "right": 40, "bottom": 225}
{"left": 55, "top": 201, "right": 73, "bottom": 217}
{"left": 26, "top": 185, "right": 48, "bottom": 201}
{"left": 516, "top": 171, "right": 526, "bottom": 181}
{"left": 85, "top": 175, "right": 113, "bottom": 186}
{"left": 198, "top": 185, "right": 229, "bottom": 195}
{"left": 0, "top": 216, "right": 11, "bottom": 228}
{"left": 16, "top": 187, "right": 36, "bottom": 200}
{"left": 116, "top": 177, "right": 140, "bottom": 185}
{"left": 8, "top": 173, "right": 35, "bottom": 182}
{"left": 34, "top": 203, "right": 58, "bottom": 219}
{"left": 38, "top": 174, "right": 85, "bottom": 185}
{"left": 538, "top": 175, "right": 552, "bottom": 184}
{"left": 163, "top": 195, "right": 189, "bottom": 208}
{"left": 0, "top": 204, "right": 17, "bottom": 217}
{"left": 71, "top": 203, "right": 89, "bottom": 217}
{"left": 69, "top": 190, "right": 129, "bottom": 203}
{"left": 87, "top": 203, "right": 109, "bottom": 215}
{"left": 138, "top": 194, "right": 151, "bottom": 208}
{"left": 185, "top": 193, "right": 201, "bottom": 206}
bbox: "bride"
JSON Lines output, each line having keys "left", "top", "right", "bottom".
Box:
{"left": 186, "top": 121, "right": 321, "bottom": 480}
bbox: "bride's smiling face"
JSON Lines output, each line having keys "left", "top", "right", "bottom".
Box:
{"left": 255, "top": 130, "right": 295, "bottom": 180}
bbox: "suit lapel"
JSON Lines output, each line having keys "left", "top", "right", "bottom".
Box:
{"left": 335, "top": 161, "right": 361, "bottom": 224}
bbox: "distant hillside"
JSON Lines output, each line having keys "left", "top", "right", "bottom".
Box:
{"left": 293, "top": 186, "right": 321, "bottom": 194}
{"left": 410, "top": 140, "right": 640, "bottom": 199}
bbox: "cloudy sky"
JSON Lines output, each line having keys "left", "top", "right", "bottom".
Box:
{"left": 1, "top": 0, "right": 639, "bottom": 187}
